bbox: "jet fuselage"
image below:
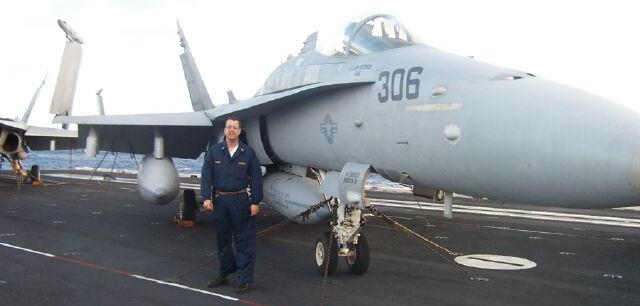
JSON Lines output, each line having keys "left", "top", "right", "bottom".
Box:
{"left": 250, "top": 45, "right": 640, "bottom": 208}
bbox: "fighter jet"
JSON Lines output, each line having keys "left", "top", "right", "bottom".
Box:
{"left": 1, "top": 20, "right": 84, "bottom": 182}
{"left": 53, "top": 14, "right": 640, "bottom": 275}
{"left": 1, "top": 76, "right": 76, "bottom": 181}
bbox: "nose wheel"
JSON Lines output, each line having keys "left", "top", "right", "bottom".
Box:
{"left": 346, "top": 233, "right": 369, "bottom": 275}
{"left": 315, "top": 231, "right": 338, "bottom": 276}
{"left": 314, "top": 231, "right": 371, "bottom": 276}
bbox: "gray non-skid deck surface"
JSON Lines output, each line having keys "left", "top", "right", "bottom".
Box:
{"left": 1, "top": 172, "right": 639, "bottom": 305}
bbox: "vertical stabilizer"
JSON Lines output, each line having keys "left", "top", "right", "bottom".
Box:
{"left": 49, "top": 20, "right": 83, "bottom": 117}
{"left": 177, "top": 21, "right": 214, "bottom": 111}
{"left": 22, "top": 74, "right": 46, "bottom": 123}
{"left": 227, "top": 90, "right": 237, "bottom": 104}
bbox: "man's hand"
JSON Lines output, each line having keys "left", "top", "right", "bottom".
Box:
{"left": 203, "top": 199, "right": 214, "bottom": 211}
{"left": 250, "top": 204, "right": 260, "bottom": 216}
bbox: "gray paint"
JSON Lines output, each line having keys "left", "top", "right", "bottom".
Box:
{"left": 138, "top": 155, "right": 180, "bottom": 206}
{"left": 262, "top": 172, "right": 330, "bottom": 224}
{"left": 177, "top": 21, "right": 214, "bottom": 111}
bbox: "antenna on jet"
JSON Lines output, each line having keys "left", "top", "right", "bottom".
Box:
{"left": 96, "top": 89, "right": 105, "bottom": 115}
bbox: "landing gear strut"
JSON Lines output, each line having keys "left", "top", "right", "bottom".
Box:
{"left": 176, "top": 188, "right": 197, "bottom": 227}
{"left": 4, "top": 156, "right": 42, "bottom": 186}
{"left": 313, "top": 206, "right": 371, "bottom": 276}
{"left": 313, "top": 162, "right": 372, "bottom": 276}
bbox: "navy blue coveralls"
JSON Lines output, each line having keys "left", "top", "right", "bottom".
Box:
{"left": 200, "top": 141, "right": 263, "bottom": 284}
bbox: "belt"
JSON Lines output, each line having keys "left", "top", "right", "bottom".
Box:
{"left": 215, "top": 189, "right": 247, "bottom": 196}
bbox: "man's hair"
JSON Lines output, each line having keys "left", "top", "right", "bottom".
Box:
{"left": 225, "top": 116, "right": 242, "bottom": 129}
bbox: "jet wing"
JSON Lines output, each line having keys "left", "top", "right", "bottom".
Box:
{"left": 25, "top": 126, "right": 77, "bottom": 151}
{"left": 54, "top": 111, "right": 215, "bottom": 159}
{"left": 53, "top": 79, "right": 374, "bottom": 159}
{"left": 0, "top": 118, "right": 28, "bottom": 131}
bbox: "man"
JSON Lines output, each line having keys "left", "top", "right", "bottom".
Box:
{"left": 201, "top": 116, "right": 263, "bottom": 294}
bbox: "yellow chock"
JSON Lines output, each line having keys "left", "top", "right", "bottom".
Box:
{"left": 177, "top": 220, "right": 195, "bottom": 228}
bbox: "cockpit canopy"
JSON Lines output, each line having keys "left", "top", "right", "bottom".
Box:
{"left": 315, "top": 14, "right": 421, "bottom": 56}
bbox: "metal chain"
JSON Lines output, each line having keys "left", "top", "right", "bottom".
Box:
{"left": 366, "top": 205, "right": 479, "bottom": 278}
{"left": 14, "top": 160, "right": 24, "bottom": 190}
{"left": 256, "top": 198, "right": 332, "bottom": 236}
{"left": 367, "top": 205, "right": 459, "bottom": 256}
{"left": 320, "top": 228, "right": 334, "bottom": 306}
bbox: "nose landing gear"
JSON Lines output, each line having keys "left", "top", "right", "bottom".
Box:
{"left": 313, "top": 162, "right": 372, "bottom": 276}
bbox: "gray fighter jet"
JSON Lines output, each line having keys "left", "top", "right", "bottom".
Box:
{"left": 53, "top": 15, "right": 640, "bottom": 275}
{"left": 1, "top": 20, "right": 82, "bottom": 181}
{"left": 1, "top": 77, "right": 76, "bottom": 180}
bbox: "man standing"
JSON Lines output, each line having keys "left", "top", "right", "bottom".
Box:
{"left": 201, "top": 117, "right": 263, "bottom": 294}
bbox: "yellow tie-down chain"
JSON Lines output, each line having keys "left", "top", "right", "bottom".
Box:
{"left": 366, "top": 205, "right": 461, "bottom": 256}
{"left": 366, "top": 204, "right": 486, "bottom": 281}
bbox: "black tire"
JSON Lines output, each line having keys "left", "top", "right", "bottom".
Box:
{"left": 30, "top": 165, "right": 40, "bottom": 181}
{"left": 315, "top": 232, "right": 338, "bottom": 276}
{"left": 346, "top": 232, "right": 370, "bottom": 275}
{"left": 182, "top": 189, "right": 197, "bottom": 221}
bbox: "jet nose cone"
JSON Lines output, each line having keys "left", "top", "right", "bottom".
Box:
{"left": 530, "top": 80, "right": 640, "bottom": 207}
{"left": 473, "top": 78, "right": 640, "bottom": 208}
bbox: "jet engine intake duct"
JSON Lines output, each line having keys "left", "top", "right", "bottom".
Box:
{"left": 259, "top": 116, "right": 281, "bottom": 164}
{"left": 263, "top": 171, "right": 330, "bottom": 224}
{"left": 137, "top": 155, "right": 180, "bottom": 205}
{"left": 1, "top": 130, "right": 22, "bottom": 155}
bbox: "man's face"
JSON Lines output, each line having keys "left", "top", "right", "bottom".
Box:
{"left": 224, "top": 119, "right": 241, "bottom": 141}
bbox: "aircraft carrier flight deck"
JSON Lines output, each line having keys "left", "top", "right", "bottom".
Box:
{"left": 1, "top": 171, "right": 638, "bottom": 306}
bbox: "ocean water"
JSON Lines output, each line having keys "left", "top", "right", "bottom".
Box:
{"left": 13, "top": 150, "right": 205, "bottom": 175}
{"left": 8, "top": 150, "right": 409, "bottom": 191}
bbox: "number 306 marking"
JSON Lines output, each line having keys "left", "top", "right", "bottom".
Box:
{"left": 378, "top": 67, "right": 423, "bottom": 103}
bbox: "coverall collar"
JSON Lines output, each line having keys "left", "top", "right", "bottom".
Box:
{"left": 221, "top": 141, "right": 246, "bottom": 160}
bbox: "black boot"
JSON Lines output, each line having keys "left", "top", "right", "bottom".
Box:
{"left": 207, "top": 276, "right": 229, "bottom": 288}
{"left": 236, "top": 283, "right": 250, "bottom": 294}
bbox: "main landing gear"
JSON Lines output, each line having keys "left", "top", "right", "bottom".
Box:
{"left": 175, "top": 188, "right": 197, "bottom": 227}
{"left": 3, "top": 155, "right": 42, "bottom": 186}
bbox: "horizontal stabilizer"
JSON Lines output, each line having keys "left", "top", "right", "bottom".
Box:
{"left": 24, "top": 126, "right": 77, "bottom": 151}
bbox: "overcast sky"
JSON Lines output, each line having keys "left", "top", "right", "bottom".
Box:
{"left": 1, "top": 0, "right": 639, "bottom": 128}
